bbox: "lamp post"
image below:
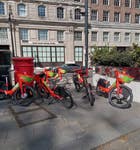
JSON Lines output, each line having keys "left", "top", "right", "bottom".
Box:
{"left": 84, "top": 0, "right": 88, "bottom": 69}
{"left": 8, "top": 5, "right": 15, "bottom": 57}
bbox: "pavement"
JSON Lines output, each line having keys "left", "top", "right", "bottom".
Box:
{"left": 1, "top": 83, "right": 140, "bottom": 150}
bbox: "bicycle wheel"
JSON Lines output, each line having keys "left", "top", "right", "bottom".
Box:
{"left": 35, "top": 84, "right": 52, "bottom": 105}
{"left": 13, "top": 86, "right": 36, "bottom": 106}
{"left": 74, "top": 82, "right": 82, "bottom": 92}
{"left": 73, "top": 75, "right": 82, "bottom": 92}
{"left": 0, "top": 82, "right": 7, "bottom": 100}
{"left": 108, "top": 85, "right": 133, "bottom": 109}
{"left": 86, "top": 84, "right": 95, "bottom": 106}
{"left": 60, "top": 89, "right": 74, "bottom": 109}
{"left": 0, "top": 92, "right": 6, "bottom": 100}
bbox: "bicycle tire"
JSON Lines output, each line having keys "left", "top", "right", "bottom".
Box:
{"left": 35, "top": 84, "right": 52, "bottom": 104}
{"left": 0, "top": 82, "right": 7, "bottom": 100}
{"left": 74, "top": 82, "right": 82, "bottom": 92}
{"left": 13, "top": 86, "right": 36, "bottom": 106}
{"left": 0, "top": 92, "right": 6, "bottom": 100}
{"left": 73, "top": 75, "right": 82, "bottom": 92}
{"left": 86, "top": 84, "right": 95, "bottom": 106}
{"left": 108, "top": 85, "right": 133, "bottom": 109}
{"left": 61, "top": 89, "right": 74, "bottom": 109}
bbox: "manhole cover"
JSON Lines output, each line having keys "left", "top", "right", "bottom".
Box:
{"left": 9, "top": 103, "right": 57, "bottom": 128}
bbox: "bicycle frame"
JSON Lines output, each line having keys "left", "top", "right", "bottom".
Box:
{"left": 73, "top": 68, "right": 89, "bottom": 85}
{"left": 36, "top": 68, "right": 67, "bottom": 100}
{"left": 0, "top": 72, "right": 34, "bottom": 97}
{"left": 97, "top": 70, "right": 134, "bottom": 94}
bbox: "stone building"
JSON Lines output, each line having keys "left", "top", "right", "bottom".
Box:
{"left": 0, "top": 0, "right": 140, "bottom": 67}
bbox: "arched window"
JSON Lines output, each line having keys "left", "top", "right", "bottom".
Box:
{"left": 57, "top": 7, "right": 64, "bottom": 19}
{"left": 0, "top": 2, "right": 5, "bottom": 15}
{"left": 38, "top": 5, "right": 45, "bottom": 17}
{"left": 75, "top": 9, "right": 81, "bottom": 20}
{"left": 17, "top": 3, "right": 26, "bottom": 16}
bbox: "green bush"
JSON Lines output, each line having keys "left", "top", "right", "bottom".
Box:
{"left": 90, "top": 45, "right": 138, "bottom": 67}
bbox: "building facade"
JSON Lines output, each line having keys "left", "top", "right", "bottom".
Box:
{"left": 0, "top": 0, "right": 140, "bottom": 67}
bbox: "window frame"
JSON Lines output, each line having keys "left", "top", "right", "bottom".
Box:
{"left": 103, "top": 10, "right": 109, "bottom": 22}
{"left": 135, "top": 14, "right": 140, "bottom": 24}
{"left": 114, "top": 32, "right": 120, "bottom": 42}
{"left": 17, "top": 3, "right": 26, "bottom": 17}
{"left": 124, "top": 32, "right": 131, "bottom": 42}
{"left": 19, "top": 28, "right": 28, "bottom": 41}
{"left": 0, "top": 2, "right": 5, "bottom": 15}
{"left": 135, "top": 0, "right": 140, "bottom": 8}
{"left": 125, "top": 13, "right": 131, "bottom": 23}
{"left": 38, "top": 5, "right": 46, "bottom": 17}
{"left": 91, "top": 10, "right": 98, "bottom": 21}
{"left": 57, "top": 30, "right": 64, "bottom": 42}
{"left": 103, "top": 32, "right": 109, "bottom": 42}
{"left": 38, "top": 29, "right": 48, "bottom": 41}
{"left": 0, "top": 28, "right": 8, "bottom": 39}
{"left": 74, "top": 31, "right": 82, "bottom": 41}
{"left": 74, "top": 8, "right": 81, "bottom": 20}
{"left": 22, "top": 46, "right": 65, "bottom": 64}
{"left": 125, "top": 0, "right": 131, "bottom": 7}
{"left": 103, "top": 0, "right": 109, "bottom": 5}
{"left": 57, "top": 7, "right": 64, "bottom": 19}
{"left": 135, "top": 33, "right": 140, "bottom": 42}
{"left": 91, "top": 0, "right": 98, "bottom": 4}
{"left": 114, "top": 12, "right": 120, "bottom": 22}
{"left": 91, "top": 31, "right": 98, "bottom": 41}
{"left": 114, "top": 0, "right": 120, "bottom": 6}
{"left": 74, "top": 46, "right": 83, "bottom": 62}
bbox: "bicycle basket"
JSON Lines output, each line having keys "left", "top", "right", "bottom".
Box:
{"left": 118, "top": 73, "right": 134, "bottom": 83}
{"left": 97, "top": 78, "right": 110, "bottom": 88}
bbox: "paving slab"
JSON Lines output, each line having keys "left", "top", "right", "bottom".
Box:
{"left": 0, "top": 85, "right": 140, "bottom": 149}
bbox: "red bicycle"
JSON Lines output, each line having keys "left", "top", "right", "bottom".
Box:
{"left": 0, "top": 71, "right": 36, "bottom": 106}
{"left": 96, "top": 70, "right": 134, "bottom": 109}
{"left": 35, "top": 68, "right": 74, "bottom": 109}
{"left": 73, "top": 68, "right": 95, "bottom": 106}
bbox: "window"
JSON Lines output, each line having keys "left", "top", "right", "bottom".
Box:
{"left": 125, "top": 0, "right": 131, "bottom": 7}
{"left": 57, "top": 7, "right": 64, "bottom": 19}
{"left": 103, "top": 0, "right": 109, "bottom": 5}
{"left": 38, "top": 5, "right": 45, "bottom": 17}
{"left": 91, "top": 31, "right": 97, "bottom": 41}
{"left": 38, "top": 29, "right": 48, "bottom": 40}
{"left": 57, "top": 31, "right": 64, "bottom": 41}
{"left": 135, "top": 0, "right": 140, "bottom": 8}
{"left": 74, "top": 0, "right": 80, "bottom": 2}
{"left": 20, "top": 28, "right": 28, "bottom": 40}
{"left": 0, "top": 2, "right": 5, "bottom": 15}
{"left": 103, "top": 11, "right": 109, "bottom": 22}
{"left": 114, "top": 32, "right": 120, "bottom": 42}
{"left": 91, "top": 10, "right": 98, "bottom": 21}
{"left": 74, "top": 31, "right": 82, "bottom": 41}
{"left": 75, "top": 9, "right": 81, "bottom": 20}
{"left": 22, "top": 46, "right": 64, "bottom": 65}
{"left": 103, "top": 32, "right": 109, "bottom": 42}
{"left": 91, "top": 0, "right": 98, "bottom": 4}
{"left": 114, "top": 0, "right": 120, "bottom": 6}
{"left": 135, "top": 33, "right": 140, "bottom": 42}
{"left": 74, "top": 46, "right": 83, "bottom": 62}
{"left": 114, "top": 12, "right": 120, "bottom": 22}
{"left": 17, "top": 3, "right": 26, "bottom": 17}
{"left": 0, "top": 28, "right": 8, "bottom": 39}
{"left": 135, "top": 14, "right": 140, "bottom": 23}
{"left": 125, "top": 13, "right": 130, "bottom": 23}
{"left": 125, "top": 33, "right": 130, "bottom": 42}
